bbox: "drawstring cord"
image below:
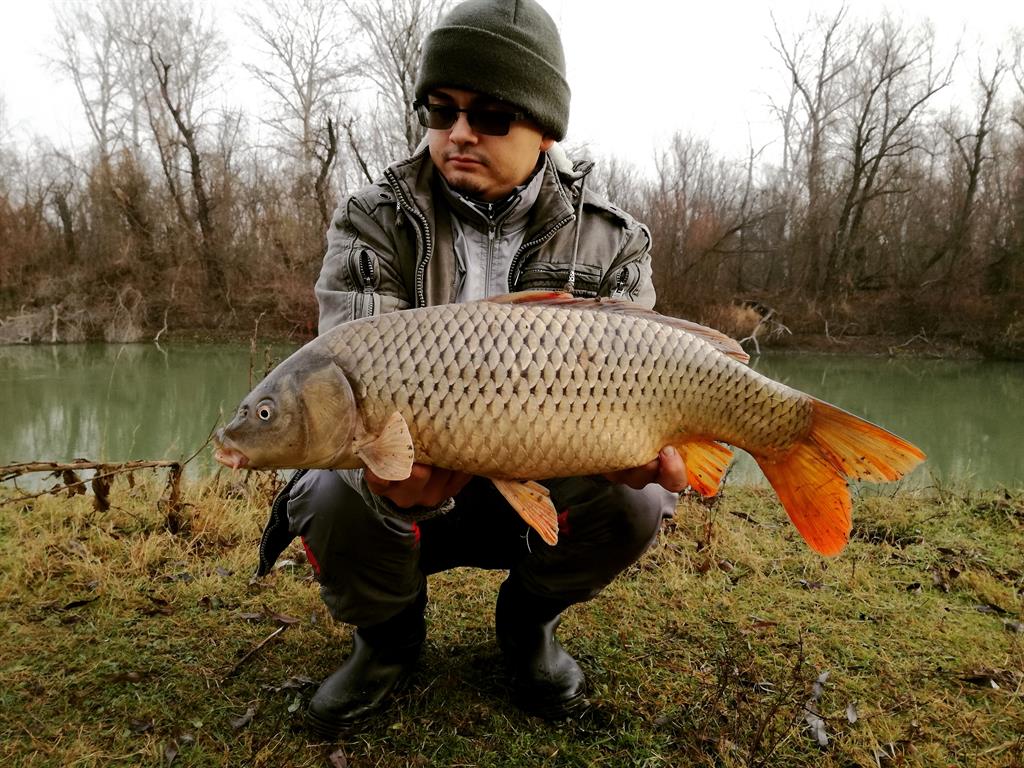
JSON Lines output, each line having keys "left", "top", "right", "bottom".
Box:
{"left": 563, "top": 173, "right": 586, "bottom": 295}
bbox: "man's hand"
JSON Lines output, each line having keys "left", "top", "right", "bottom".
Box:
{"left": 603, "top": 446, "right": 688, "bottom": 492}
{"left": 366, "top": 463, "right": 473, "bottom": 508}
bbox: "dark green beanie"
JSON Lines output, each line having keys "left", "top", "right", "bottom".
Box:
{"left": 415, "top": 0, "right": 570, "bottom": 140}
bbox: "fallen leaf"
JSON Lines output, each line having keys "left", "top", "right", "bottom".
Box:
{"left": 107, "top": 671, "right": 147, "bottom": 683}
{"left": 287, "top": 694, "right": 301, "bottom": 713}
{"left": 717, "top": 560, "right": 735, "bottom": 573}
{"left": 846, "top": 702, "right": 859, "bottom": 723}
{"left": 273, "top": 558, "right": 298, "bottom": 571}
{"left": 163, "top": 733, "right": 193, "bottom": 766}
{"left": 961, "top": 668, "right": 1022, "bottom": 689}
{"left": 270, "top": 612, "right": 300, "bottom": 626}
{"left": 262, "top": 675, "right": 316, "bottom": 693}
{"left": 974, "top": 603, "right": 1010, "bottom": 616}
{"left": 229, "top": 705, "right": 257, "bottom": 730}
{"left": 91, "top": 473, "right": 112, "bottom": 511}
{"left": 804, "top": 702, "right": 829, "bottom": 747}
{"left": 61, "top": 596, "right": 99, "bottom": 611}
{"left": 238, "top": 612, "right": 265, "bottom": 622}
{"left": 129, "top": 719, "right": 153, "bottom": 735}
{"left": 811, "top": 670, "right": 829, "bottom": 702}
{"left": 215, "top": 566, "right": 233, "bottom": 578}
{"left": 143, "top": 595, "right": 174, "bottom": 616}
{"left": 798, "top": 579, "right": 823, "bottom": 590}
{"left": 65, "top": 539, "right": 90, "bottom": 558}
{"left": 1005, "top": 621, "right": 1024, "bottom": 634}
{"left": 328, "top": 747, "right": 349, "bottom": 768}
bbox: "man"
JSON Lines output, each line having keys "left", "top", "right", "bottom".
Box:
{"left": 257, "top": 0, "right": 687, "bottom": 738}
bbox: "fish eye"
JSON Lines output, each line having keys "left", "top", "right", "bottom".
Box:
{"left": 256, "top": 401, "right": 274, "bottom": 422}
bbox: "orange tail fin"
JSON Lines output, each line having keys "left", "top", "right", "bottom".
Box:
{"left": 756, "top": 399, "right": 925, "bottom": 556}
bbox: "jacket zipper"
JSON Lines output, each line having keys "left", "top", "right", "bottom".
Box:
{"left": 486, "top": 223, "right": 497, "bottom": 294}
{"left": 385, "top": 168, "right": 433, "bottom": 307}
{"left": 610, "top": 266, "right": 630, "bottom": 298}
{"left": 509, "top": 214, "right": 575, "bottom": 290}
{"left": 358, "top": 249, "right": 376, "bottom": 316}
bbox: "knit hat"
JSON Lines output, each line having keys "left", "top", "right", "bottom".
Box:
{"left": 415, "top": 0, "right": 570, "bottom": 140}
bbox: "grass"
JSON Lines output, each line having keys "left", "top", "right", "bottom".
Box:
{"left": 1, "top": 474, "right": 1022, "bottom": 767}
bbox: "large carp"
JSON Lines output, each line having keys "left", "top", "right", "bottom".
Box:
{"left": 214, "top": 292, "right": 925, "bottom": 555}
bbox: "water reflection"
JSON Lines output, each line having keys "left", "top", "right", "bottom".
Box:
{"left": 2, "top": 344, "right": 1021, "bottom": 489}
{"left": 728, "top": 353, "right": 1024, "bottom": 488}
{"left": 1, "top": 343, "right": 297, "bottom": 477}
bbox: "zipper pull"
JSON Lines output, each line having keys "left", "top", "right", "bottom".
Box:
{"left": 610, "top": 266, "right": 629, "bottom": 299}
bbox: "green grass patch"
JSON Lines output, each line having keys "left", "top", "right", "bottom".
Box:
{"left": 1, "top": 476, "right": 1022, "bottom": 767}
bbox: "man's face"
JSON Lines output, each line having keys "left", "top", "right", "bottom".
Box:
{"left": 426, "top": 88, "right": 555, "bottom": 201}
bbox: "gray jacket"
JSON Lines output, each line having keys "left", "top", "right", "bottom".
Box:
{"left": 315, "top": 144, "right": 656, "bottom": 334}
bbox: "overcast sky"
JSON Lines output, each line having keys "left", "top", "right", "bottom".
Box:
{"left": 1, "top": 0, "right": 1022, "bottom": 172}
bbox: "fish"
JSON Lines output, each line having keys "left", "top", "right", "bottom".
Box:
{"left": 214, "top": 291, "right": 925, "bottom": 555}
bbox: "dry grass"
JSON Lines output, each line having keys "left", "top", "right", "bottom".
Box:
{"left": 1, "top": 475, "right": 1021, "bottom": 767}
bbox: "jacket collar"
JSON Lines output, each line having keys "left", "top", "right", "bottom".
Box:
{"left": 437, "top": 165, "right": 545, "bottom": 233}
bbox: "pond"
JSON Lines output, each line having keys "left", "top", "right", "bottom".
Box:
{"left": 1, "top": 343, "right": 1021, "bottom": 490}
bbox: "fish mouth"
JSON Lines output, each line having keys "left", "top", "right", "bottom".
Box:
{"left": 214, "top": 444, "right": 250, "bottom": 470}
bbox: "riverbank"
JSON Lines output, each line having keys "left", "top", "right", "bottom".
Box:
{"left": 1, "top": 477, "right": 1021, "bottom": 766}
{"left": 3, "top": 290, "right": 1022, "bottom": 361}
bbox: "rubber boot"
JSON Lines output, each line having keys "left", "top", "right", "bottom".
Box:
{"left": 307, "top": 587, "right": 427, "bottom": 738}
{"left": 495, "top": 576, "right": 588, "bottom": 719}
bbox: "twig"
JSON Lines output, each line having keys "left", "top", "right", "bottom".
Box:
{"left": 249, "top": 311, "right": 267, "bottom": 389}
{"left": 0, "top": 461, "right": 181, "bottom": 506}
{"left": 1, "top": 460, "right": 179, "bottom": 484}
{"left": 222, "top": 625, "right": 287, "bottom": 681}
{"left": 154, "top": 308, "right": 170, "bottom": 343}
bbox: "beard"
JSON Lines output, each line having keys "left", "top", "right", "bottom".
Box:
{"left": 445, "top": 173, "right": 490, "bottom": 199}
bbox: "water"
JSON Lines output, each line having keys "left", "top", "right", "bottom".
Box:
{"left": 0, "top": 343, "right": 298, "bottom": 482}
{"left": 1, "top": 343, "right": 1021, "bottom": 489}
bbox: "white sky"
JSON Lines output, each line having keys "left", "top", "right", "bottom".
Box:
{"left": 1, "top": 0, "right": 1022, "bottom": 173}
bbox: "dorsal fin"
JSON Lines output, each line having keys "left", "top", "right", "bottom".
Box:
{"left": 485, "top": 291, "right": 750, "bottom": 364}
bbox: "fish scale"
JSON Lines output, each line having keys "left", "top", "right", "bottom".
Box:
{"left": 320, "top": 301, "right": 807, "bottom": 479}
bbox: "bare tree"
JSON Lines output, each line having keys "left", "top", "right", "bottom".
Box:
{"left": 344, "top": 0, "right": 449, "bottom": 164}
{"left": 242, "top": 0, "right": 351, "bottom": 160}
{"left": 242, "top": 0, "right": 351, "bottom": 229}
{"left": 645, "top": 133, "right": 761, "bottom": 310}
{"left": 769, "top": 7, "right": 862, "bottom": 292}
{"left": 52, "top": 3, "right": 125, "bottom": 161}
{"left": 825, "top": 16, "right": 954, "bottom": 291}
{"left": 137, "top": 0, "right": 230, "bottom": 301}
{"left": 924, "top": 59, "right": 1005, "bottom": 287}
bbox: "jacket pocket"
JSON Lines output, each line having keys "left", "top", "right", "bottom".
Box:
{"left": 514, "top": 261, "right": 603, "bottom": 297}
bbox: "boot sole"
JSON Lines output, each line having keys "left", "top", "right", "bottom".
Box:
{"left": 514, "top": 686, "right": 590, "bottom": 721}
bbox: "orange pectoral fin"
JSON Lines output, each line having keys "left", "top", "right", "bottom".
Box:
{"left": 491, "top": 478, "right": 559, "bottom": 546}
{"left": 675, "top": 439, "right": 734, "bottom": 497}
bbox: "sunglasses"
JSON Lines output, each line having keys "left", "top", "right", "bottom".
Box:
{"left": 414, "top": 101, "right": 526, "bottom": 137}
